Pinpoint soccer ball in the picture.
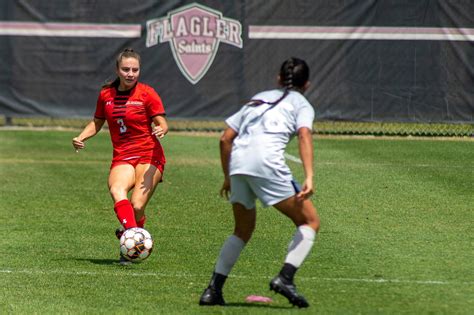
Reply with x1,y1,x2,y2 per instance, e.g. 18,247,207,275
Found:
119,227,154,262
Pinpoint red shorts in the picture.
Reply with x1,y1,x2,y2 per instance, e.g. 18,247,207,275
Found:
110,155,165,175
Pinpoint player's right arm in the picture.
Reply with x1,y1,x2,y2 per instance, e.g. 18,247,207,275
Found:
219,127,238,199
72,118,105,151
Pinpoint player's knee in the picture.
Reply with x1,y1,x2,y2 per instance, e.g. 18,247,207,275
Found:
234,226,255,243
131,201,146,214
302,202,320,232
109,186,127,201
307,216,320,232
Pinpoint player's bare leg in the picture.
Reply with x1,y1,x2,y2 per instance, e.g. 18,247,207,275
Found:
108,164,135,203
109,164,137,231
232,202,256,242
108,164,137,264
130,163,162,224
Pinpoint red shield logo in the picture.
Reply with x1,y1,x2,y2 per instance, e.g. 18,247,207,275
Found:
146,3,243,84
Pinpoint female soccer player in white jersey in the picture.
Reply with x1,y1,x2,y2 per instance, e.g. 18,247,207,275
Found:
199,57,320,308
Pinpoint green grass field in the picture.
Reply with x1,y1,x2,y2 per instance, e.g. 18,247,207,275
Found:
0,129,473,314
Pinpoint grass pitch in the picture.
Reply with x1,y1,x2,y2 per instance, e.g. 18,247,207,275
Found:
0,129,473,314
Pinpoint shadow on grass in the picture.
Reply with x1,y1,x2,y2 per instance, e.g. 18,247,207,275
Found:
73,258,119,265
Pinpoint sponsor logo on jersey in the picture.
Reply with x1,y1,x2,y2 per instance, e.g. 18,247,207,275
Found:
146,3,243,84
126,101,143,106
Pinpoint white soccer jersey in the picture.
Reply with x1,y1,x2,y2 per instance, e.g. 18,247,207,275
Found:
226,89,315,181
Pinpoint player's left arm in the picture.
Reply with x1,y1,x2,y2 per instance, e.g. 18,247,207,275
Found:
152,115,168,139
147,86,168,139
297,126,314,199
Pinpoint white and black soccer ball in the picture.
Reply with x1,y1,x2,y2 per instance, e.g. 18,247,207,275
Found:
119,227,154,262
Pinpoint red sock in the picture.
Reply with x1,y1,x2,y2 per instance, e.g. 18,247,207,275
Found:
114,199,137,229
136,215,146,228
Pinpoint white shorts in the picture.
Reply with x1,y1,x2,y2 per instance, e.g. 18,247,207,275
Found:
229,174,301,210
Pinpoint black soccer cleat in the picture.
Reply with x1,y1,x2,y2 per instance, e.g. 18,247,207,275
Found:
119,253,133,266
270,275,309,308
115,227,124,240
199,286,225,306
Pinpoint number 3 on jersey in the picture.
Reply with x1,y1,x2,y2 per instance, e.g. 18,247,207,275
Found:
117,118,127,134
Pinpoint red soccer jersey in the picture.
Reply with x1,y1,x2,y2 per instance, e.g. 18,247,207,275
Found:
94,82,166,162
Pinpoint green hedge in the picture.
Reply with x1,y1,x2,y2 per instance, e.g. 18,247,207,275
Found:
1,116,473,137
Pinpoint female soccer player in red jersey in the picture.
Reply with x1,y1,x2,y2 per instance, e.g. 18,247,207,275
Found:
72,48,168,264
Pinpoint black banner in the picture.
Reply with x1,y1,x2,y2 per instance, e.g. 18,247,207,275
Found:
0,1,473,123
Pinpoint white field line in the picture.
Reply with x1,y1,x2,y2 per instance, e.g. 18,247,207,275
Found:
0,158,106,164
284,152,302,164
0,158,471,169
0,158,220,167
1,269,472,286
317,161,473,169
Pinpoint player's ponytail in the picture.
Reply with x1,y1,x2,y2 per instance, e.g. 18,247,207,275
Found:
280,57,309,93
281,58,295,91
102,48,141,88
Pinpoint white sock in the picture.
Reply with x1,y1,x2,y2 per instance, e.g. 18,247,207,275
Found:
215,235,246,276
284,225,316,268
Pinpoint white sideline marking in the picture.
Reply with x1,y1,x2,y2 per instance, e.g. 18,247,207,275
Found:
1,269,471,286
284,152,302,164
1,158,470,169
318,277,448,285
